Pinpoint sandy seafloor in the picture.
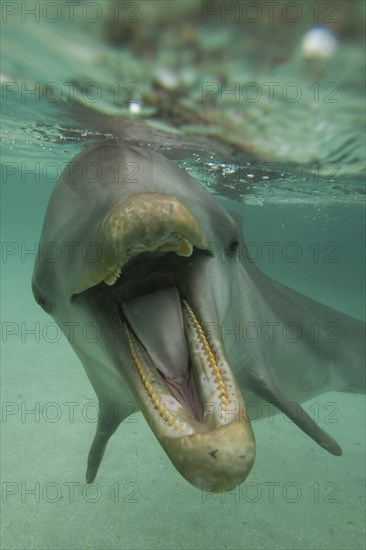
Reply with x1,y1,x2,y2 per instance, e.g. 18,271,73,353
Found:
1,2,366,549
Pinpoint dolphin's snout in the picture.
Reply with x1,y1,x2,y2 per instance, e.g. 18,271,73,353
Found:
92,193,256,490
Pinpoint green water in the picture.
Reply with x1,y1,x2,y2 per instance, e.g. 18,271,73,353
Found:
1,2,365,549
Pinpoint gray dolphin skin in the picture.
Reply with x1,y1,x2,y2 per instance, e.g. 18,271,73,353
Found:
32,143,365,491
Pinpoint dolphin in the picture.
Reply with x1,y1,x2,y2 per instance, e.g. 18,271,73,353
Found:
32,142,365,492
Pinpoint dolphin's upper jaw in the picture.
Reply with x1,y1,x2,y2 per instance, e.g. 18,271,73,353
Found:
76,193,255,490
98,192,203,285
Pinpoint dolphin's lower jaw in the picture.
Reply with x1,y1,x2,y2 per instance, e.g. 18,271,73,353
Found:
162,422,255,492
124,301,255,492
78,193,255,491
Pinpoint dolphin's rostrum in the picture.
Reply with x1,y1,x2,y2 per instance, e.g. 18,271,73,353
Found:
32,143,365,491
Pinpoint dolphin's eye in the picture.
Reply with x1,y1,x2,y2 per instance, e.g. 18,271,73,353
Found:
227,240,239,257
36,296,52,313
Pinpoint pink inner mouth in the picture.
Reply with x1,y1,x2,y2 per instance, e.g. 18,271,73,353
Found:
122,286,203,420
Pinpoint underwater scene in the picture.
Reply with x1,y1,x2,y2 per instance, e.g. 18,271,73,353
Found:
1,1,365,549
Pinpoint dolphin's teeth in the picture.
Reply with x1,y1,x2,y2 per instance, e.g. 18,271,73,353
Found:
182,300,229,419
155,235,193,257
176,238,193,257
103,266,122,286
123,323,191,432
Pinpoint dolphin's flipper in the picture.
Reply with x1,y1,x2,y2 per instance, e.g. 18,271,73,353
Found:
86,400,127,483
248,369,342,455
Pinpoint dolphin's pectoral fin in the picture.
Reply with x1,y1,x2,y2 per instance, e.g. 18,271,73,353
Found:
248,369,342,456
86,429,110,484
86,402,125,483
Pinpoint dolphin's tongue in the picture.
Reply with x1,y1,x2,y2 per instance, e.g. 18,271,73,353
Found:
122,287,200,418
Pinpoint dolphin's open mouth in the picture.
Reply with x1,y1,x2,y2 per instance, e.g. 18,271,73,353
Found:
78,193,255,490
112,252,229,432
